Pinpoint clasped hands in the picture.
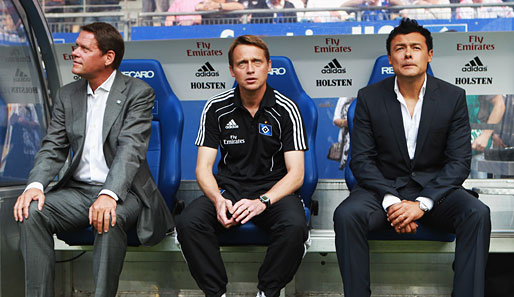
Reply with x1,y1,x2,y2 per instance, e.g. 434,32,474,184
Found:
215,198,266,228
387,200,425,234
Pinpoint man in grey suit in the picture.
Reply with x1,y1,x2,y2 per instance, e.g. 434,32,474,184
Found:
13,22,173,297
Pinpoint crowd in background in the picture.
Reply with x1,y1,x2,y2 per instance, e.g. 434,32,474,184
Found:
40,0,514,28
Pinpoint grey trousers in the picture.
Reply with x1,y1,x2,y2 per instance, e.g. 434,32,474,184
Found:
18,180,141,297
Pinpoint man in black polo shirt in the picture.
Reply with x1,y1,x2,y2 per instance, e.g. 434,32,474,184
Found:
177,35,308,297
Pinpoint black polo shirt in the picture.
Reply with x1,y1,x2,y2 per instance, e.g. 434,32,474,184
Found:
195,85,308,199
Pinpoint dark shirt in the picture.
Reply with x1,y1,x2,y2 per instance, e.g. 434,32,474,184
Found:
195,85,307,199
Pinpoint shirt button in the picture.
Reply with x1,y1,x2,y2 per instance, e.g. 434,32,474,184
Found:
411,172,416,177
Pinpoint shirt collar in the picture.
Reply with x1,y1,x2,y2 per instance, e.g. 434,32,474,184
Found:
233,84,276,109
393,74,427,101
87,70,117,96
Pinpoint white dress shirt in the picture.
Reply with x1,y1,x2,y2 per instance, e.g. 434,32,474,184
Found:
382,75,434,212
26,71,119,201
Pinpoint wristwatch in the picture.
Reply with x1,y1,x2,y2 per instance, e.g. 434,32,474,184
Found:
259,195,271,209
418,201,429,212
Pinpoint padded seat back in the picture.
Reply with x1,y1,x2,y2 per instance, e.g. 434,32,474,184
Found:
344,55,454,242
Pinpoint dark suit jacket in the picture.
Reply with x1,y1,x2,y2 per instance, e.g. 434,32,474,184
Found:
28,70,173,246
350,75,471,204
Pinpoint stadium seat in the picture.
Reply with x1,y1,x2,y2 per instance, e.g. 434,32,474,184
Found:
344,55,455,242
217,56,319,245
57,59,184,246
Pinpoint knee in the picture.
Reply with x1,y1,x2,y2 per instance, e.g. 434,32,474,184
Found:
460,200,491,228
20,202,45,227
470,202,491,224
333,200,361,228
282,219,308,240
176,208,208,234
176,213,194,233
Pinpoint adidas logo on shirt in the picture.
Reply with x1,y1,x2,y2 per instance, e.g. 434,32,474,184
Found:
321,59,346,74
225,119,239,129
462,56,487,72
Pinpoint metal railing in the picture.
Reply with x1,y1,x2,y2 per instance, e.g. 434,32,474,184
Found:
43,3,514,36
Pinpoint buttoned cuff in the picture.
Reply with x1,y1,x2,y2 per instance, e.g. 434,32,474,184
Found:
382,193,401,212
415,196,434,211
25,182,44,193
99,189,119,201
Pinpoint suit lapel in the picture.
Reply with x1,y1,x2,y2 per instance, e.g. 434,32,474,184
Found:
71,80,88,156
382,78,411,167
102,70,127,144
413,75,439,163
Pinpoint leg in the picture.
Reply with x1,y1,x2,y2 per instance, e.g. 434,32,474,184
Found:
92,190,141,297
252,195,308,297
19,186,92,297
333,186,389,297
421,188,491,297
176,196,227,297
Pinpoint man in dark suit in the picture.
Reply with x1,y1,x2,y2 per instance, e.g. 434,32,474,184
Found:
333,18,491,297
13,22,173,297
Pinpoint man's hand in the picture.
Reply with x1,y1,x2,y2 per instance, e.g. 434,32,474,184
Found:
232,199,266,225
89,194,117,234
387,200,424,234
215,198,236,229
472,133,491,152
14,188,45,222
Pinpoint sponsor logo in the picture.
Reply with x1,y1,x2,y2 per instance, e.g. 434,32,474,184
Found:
462,56,487,72
381,66,394,75
187,41,223,57
316,79,353,87
3,49,30,62
196,62,219,77
121,70,155,79
225,119,239,129
259,123,272,136
456,35,495,51
191,82,226,89
455,77,493,85
268,67,286,76
223,135,245,145
13,68,31,82
11,87,38,94
321,59,346,74
314,38,351,53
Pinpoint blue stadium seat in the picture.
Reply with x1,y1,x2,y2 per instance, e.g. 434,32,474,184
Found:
218,56,319,245
57,59,184,246
344,55,455,242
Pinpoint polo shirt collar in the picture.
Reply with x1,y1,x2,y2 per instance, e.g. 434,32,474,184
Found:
233,84,276,109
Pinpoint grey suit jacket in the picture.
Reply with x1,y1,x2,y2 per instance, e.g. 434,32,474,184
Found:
28,70,173,246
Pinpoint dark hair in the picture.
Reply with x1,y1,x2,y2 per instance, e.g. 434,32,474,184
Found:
228,35,270,67
81,22,124,69
386,18,432,55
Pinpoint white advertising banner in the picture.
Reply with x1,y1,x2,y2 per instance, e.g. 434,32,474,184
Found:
54,31,514,100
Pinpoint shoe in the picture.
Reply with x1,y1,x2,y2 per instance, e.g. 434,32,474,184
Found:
256,291,266,297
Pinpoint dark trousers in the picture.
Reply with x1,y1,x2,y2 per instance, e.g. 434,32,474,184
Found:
177,195,308,297
18,180,141,297
333,185,491,297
